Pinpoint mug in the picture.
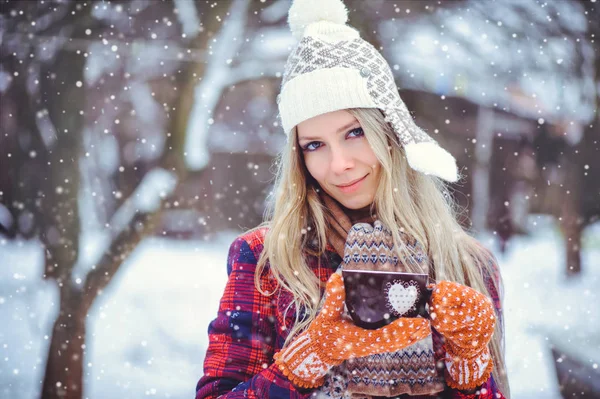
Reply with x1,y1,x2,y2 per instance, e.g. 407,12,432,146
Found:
342,269,432,330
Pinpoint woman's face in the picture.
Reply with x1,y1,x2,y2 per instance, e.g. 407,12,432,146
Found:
297,109,381,210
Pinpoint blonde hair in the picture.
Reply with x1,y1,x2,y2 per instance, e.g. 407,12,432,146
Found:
250,108,510,396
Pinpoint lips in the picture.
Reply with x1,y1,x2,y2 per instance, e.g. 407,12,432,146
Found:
336,174,367,188
336,175,367,194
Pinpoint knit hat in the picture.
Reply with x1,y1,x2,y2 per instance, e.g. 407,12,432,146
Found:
278,0,459,183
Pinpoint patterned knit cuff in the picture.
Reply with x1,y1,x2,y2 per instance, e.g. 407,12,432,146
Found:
273,333,334,389
443,344,494,390
274,352,326,389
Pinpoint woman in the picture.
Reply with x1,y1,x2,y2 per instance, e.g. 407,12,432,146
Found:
196,0,509,398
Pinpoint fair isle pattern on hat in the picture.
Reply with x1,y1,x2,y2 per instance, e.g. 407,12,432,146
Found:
280,36,434,149
278,0,459,183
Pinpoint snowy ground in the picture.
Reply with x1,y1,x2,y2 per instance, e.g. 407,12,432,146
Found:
481,216,599,398
0,215,598,398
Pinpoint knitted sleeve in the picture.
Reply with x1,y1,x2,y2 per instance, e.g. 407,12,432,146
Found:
449,374,506,399
195,235,314,399
481,248,506,354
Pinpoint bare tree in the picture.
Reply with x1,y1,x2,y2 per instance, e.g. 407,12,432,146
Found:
0,1,238,397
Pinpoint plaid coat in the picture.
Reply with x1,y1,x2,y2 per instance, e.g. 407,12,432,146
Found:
196,227,507,399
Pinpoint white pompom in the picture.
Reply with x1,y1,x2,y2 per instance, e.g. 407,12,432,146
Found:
288,0,349,40
404,141,459,183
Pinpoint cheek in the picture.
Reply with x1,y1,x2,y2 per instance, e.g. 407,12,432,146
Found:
362,147,380,171
304,156,327,183
371,165,382,186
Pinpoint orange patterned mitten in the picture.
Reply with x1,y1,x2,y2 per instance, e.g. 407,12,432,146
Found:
274,273,432,389
429,281,496,390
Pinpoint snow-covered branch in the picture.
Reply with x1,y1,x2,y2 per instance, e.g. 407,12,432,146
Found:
183,0,251,171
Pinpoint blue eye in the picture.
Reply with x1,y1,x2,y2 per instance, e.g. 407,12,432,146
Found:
302,127,364,152
303,141,322,151
348,127,364,137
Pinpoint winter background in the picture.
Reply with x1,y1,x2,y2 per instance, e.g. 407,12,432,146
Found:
0,1,599,399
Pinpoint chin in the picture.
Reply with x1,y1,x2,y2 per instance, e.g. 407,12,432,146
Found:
337,194,374,210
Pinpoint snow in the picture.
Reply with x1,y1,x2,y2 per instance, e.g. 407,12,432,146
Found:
249,27,296,59
183,0,251,171
173,0,201,38
129,81,166,134
0,204,13,231
0,217,598,398
0,69,12,93
380,1,596,124
85,233,236,399
498,216,600,397
72,167,177,281
84,42,121,85
260,0,292,24
0,239,58,399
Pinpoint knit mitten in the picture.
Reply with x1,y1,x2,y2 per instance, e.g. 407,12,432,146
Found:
274,273,432,389
429,281,496,390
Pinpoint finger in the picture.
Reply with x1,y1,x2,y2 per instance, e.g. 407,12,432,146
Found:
320,273,345,321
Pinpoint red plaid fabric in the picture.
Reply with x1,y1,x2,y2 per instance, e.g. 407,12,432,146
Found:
195,228,507,399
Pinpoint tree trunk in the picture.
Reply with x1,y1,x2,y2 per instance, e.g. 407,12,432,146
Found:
560,207,583,276
41,288,88,399
38,9,86,398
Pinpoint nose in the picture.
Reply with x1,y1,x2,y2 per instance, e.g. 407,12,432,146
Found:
329,145,354,175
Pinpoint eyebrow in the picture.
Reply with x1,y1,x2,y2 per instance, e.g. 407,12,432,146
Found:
298,120,360,142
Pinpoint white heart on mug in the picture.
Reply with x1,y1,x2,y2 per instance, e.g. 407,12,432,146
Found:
386,282,418,316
